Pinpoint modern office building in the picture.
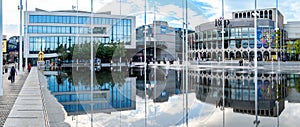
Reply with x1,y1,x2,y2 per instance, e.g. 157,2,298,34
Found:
24,8,136,64
135,21,192,62
284,21,300,61
189,8,285,61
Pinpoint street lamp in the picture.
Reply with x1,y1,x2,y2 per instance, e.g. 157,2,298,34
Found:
18,0,23,74
0,0,3,96
252,2,259,69
221,0,225,62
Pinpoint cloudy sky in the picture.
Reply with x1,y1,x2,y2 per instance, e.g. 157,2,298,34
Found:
2,0,300,38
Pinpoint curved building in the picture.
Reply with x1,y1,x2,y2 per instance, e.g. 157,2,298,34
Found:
189,8,285,61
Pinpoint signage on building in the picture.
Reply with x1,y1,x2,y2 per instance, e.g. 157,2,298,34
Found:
215,18,230,28
2,40,7,53
93,27,107,34
160,26,167,34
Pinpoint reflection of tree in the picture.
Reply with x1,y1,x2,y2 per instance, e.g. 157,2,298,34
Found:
95,67,128,87
294,40,300,60
73,43,98,62
72,67,93,87
294,76,300,93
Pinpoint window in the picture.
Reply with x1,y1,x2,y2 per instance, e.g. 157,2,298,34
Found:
93,27,107,34
230,28,235,39
29,15,34,23
28,26,33,33
242,28,248,38
230,40,235,48
242,40,248,48
50,16,55,23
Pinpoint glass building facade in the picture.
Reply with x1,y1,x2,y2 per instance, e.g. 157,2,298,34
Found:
24,10,136,64
189,8,285,61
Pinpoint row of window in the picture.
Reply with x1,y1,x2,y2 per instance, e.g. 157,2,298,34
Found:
191,39,277,50
27,25,132,36
29,36,132,54
194,27,275,40
29,15,132,25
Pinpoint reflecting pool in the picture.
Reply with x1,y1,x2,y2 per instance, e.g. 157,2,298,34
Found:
45,66,300,127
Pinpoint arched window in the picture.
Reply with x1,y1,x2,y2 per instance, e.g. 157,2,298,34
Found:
264,10,268,18
269,10,273,20
260,11,263,18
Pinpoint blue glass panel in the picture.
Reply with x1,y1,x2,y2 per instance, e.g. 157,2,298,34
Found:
50,16,55,23
70,16,75,24
42,26,47,33
34,15,38,23
29,15,34,23
46,16,51,23
28,26,32,33
63,16,67,24
54,16,58,23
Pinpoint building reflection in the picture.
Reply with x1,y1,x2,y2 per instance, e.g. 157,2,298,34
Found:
190,69,287,117
129,67,183,103
46,67,136,116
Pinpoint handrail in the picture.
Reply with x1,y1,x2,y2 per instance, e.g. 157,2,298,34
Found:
38,70,51,127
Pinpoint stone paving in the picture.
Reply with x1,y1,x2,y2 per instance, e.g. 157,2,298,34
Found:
0,68,28,127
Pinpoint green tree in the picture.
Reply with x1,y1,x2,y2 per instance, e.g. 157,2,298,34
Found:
113,43,126,63
286,41,294,61
96,44,115,63
294,40,300,61
56,44,69,61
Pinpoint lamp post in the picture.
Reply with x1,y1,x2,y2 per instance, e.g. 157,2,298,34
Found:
275,0,280,70
185,0,189,126
24,0,28,72
253,0,258,68
90,0,94,126
144,1,148,127
18,0,23,74
221,0,225,62
0,0,3,96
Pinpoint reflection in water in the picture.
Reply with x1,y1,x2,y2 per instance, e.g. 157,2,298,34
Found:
45,67,300,127
47,67,136,116
192,69,286,117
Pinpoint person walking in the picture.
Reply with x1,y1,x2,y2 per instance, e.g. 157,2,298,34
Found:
27,63,31,72
9,66,17,83
4,62,8,73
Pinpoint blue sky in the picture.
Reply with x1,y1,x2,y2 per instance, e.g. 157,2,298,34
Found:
2,0,299,38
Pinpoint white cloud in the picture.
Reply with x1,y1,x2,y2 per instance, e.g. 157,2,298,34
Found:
2,0,299,37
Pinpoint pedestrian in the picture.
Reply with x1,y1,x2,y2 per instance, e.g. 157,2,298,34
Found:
4,62,8,73
22,62,25,71
9,66,17,83
57,59,62,70
27,63,31,72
